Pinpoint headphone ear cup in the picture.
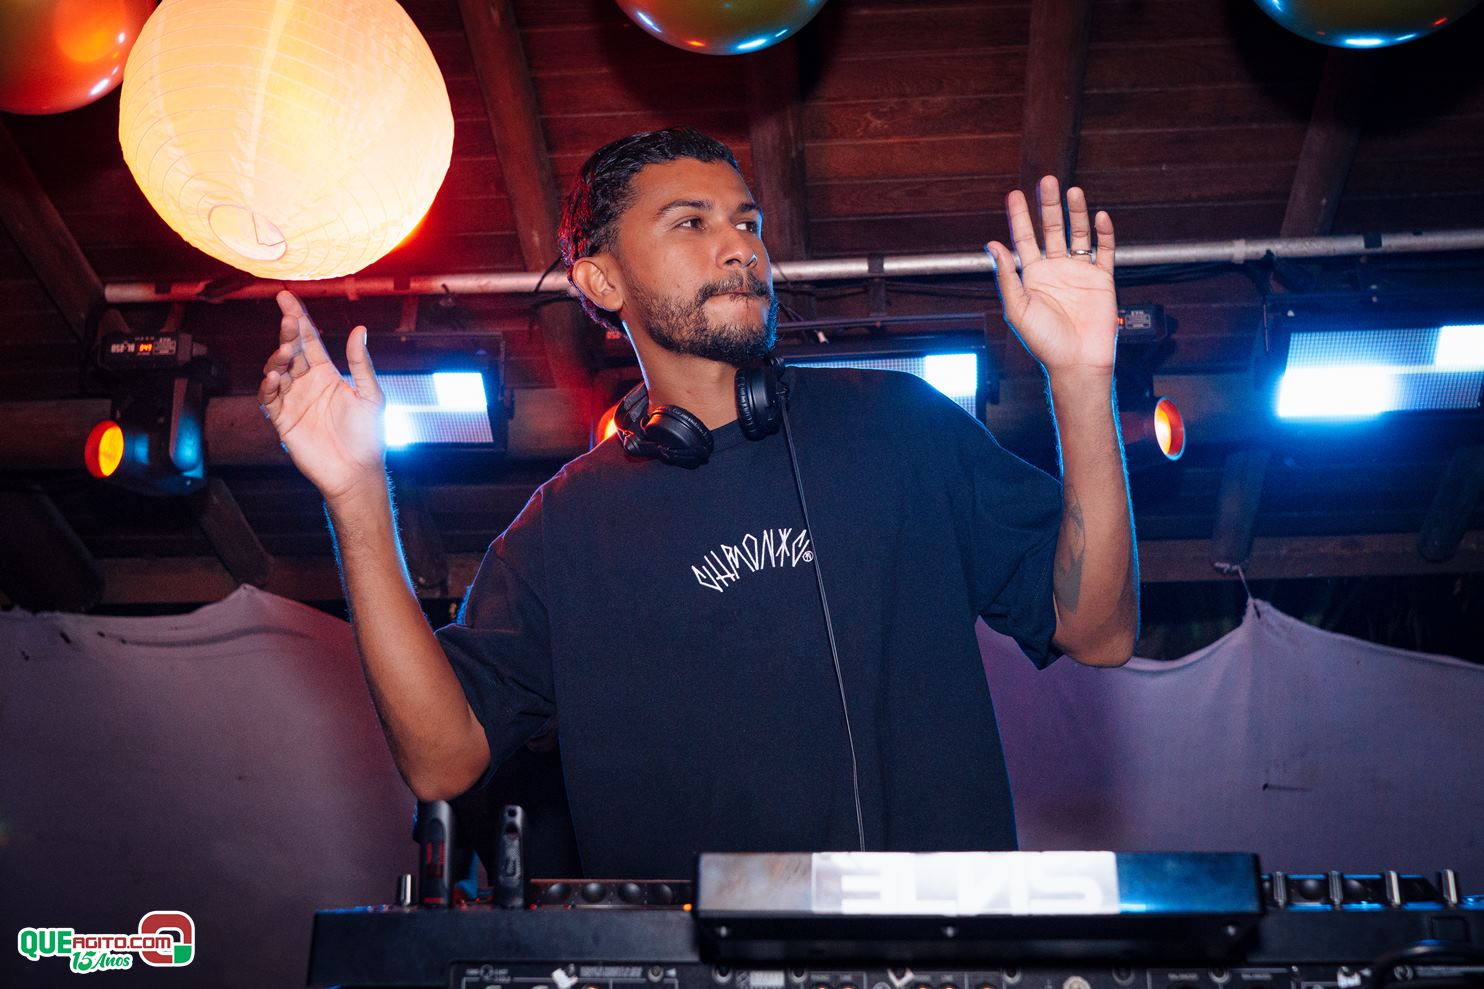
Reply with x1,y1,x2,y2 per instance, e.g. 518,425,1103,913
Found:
643,404,713,467
736,363,783,440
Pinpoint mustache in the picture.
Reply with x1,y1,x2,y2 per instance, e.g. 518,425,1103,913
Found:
697,273,773,304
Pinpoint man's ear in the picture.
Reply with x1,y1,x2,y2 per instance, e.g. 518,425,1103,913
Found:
571,256,623,315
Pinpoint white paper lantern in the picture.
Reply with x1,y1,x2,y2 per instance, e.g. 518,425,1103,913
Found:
119,0,454,280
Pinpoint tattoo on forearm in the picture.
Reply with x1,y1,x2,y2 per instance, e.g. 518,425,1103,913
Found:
1055,486,1085,614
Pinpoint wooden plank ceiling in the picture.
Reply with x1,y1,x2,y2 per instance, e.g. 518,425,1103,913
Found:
1,0,1483,616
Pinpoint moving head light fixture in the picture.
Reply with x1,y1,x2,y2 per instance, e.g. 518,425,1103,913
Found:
84,331,226,497
1115,305,1185,465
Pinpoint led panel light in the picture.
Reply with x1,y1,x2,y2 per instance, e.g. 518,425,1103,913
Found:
788,351,982,417
1275,323,1484,420
345,371,498,448
1435,324,1484,370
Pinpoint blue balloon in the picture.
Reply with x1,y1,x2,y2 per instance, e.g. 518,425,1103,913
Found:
615,0,829,55
1254,0,1482,48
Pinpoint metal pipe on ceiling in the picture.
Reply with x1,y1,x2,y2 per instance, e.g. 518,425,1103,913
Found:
102,227,1484,304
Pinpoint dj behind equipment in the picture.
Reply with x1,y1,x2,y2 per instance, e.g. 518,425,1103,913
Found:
307,802,1484,989
308,326,1484,989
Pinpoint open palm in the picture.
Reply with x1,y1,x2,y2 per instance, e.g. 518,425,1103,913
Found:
259,291,386,504
986,177,1118,377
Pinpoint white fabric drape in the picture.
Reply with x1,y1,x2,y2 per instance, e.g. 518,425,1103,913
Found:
3,587,1479,988
982,597,1484,884
0,586,411,988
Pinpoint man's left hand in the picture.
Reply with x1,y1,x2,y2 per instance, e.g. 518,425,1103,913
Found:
985,176,1118,380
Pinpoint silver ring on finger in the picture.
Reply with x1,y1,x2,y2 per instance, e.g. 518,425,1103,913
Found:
1069,248,1095,260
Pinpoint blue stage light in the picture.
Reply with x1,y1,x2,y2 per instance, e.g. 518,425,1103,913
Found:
788,350,982,417
1277,365,1397,419
1274,323,1484,420
1435,324,1484,369
345,370,500,449
431,371,488,410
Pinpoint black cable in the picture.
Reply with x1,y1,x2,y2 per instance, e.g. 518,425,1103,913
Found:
530,256,564,298
525,257,568,342
778,395,867,853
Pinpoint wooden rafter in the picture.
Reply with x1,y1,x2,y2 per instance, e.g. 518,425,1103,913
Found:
456,0,558,268
0,122,99,342
456,0,592,394
1418,444,1484,563
1210,447,1271,573
0,391,591,469
1214,51,1375,568
191,477,273,588
0,489,104,611
390,471,449,596
1280,49,1372,239
744,39,809,263
1017,0,1093,193
62,530,1484,607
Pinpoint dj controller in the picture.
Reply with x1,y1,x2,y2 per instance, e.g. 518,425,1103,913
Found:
308,845,1484,989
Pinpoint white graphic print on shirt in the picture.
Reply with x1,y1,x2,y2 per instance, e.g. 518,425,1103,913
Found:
691,528,813,593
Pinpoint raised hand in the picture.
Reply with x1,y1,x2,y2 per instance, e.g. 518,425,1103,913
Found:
985,176,1118,380
259,290,386,505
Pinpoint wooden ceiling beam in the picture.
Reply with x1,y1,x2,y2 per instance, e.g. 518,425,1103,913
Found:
0,122,98,343
1418,444,1484,563
191,477,273,589
1210,447,1271,573
457,0,559,269
1280,49,1372,239
1141,531,1484,583
0,489,104,611
744,39,810,264
1017,0,1093,194
0,389,593,469
390,471,449,596
63,530,1484,607
456,0,593,395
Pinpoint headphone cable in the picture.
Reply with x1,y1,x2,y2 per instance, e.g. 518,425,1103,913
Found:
778,396,868,853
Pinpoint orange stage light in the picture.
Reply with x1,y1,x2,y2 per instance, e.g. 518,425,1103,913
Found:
1153,397,1186,461
84,420,125,478
596,404,621,445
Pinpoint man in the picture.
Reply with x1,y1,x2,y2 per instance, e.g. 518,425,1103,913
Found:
259,128,1138,879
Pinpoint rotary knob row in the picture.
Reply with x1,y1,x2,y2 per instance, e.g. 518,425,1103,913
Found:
1263,870,1461,909
532,880,693,908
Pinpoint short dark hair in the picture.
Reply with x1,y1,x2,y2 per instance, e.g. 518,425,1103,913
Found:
558,127,741,334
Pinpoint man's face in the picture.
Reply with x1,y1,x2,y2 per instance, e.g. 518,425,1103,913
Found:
611,158,777,365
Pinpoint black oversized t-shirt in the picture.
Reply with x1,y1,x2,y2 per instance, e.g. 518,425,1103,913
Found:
435,367,1064,879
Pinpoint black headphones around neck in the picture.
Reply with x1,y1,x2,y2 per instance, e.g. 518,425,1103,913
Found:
613,356,787,468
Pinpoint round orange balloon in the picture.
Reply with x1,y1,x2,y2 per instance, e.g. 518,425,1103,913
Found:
1253,0,1482,47
615,0,829,54
0,0,155,114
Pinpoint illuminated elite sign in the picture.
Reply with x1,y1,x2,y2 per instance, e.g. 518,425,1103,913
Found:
16,910,195,974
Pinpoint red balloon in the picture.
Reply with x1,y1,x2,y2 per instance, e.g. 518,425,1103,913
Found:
0,0,155,114
615,0,829,55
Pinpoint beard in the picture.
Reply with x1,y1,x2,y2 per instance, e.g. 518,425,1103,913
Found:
626,271,778,366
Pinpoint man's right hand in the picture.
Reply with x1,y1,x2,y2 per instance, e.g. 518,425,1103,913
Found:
259,290,386,505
